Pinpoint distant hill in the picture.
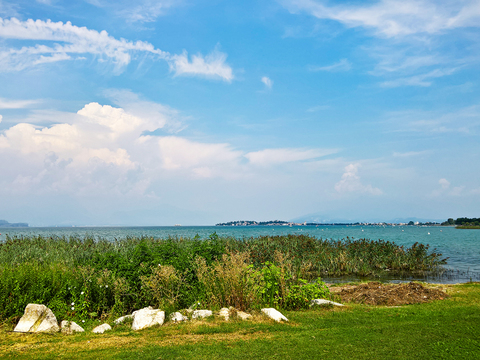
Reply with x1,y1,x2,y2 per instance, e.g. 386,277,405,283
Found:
0,220,29,228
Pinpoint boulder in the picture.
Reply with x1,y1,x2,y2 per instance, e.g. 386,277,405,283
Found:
114,315,133,325
61,320,85,334
311,299,344,307
14,304,59,333
132,307,165,331
192,310,212,319
261,308,288,322
169,312,187,323
236,311,252,320
92,323,111,334
218,308,230,321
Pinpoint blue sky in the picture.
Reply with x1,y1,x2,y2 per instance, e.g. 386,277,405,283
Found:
0,0,479,226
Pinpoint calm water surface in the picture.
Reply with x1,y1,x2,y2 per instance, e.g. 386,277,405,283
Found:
1,225,479,283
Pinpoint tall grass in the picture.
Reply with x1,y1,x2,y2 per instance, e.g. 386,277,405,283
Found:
0,233,446,322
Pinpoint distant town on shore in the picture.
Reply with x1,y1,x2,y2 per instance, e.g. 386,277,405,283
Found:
216,217,480,228
216,220,440,227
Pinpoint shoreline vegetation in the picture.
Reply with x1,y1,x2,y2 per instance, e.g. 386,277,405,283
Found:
0,234,447,325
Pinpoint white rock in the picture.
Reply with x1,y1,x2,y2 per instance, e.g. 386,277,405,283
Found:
311,299,344,307
131,307,165,331
236,311,252,320
218,308,230,321
261,308,288,322
14,304,59,333
114,315,133,325
61,320,85,334
92,323,111,334
169,312,187,323
192,310,212,320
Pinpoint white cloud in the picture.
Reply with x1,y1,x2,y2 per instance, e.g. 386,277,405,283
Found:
0,18,233,81
0,97,40,109
439,178,450,189
0,17,167,72
380,67,458,87
387,105,480,134
155,136,242,174
283,0,480,38
116,0,180,23
169,49,234,82
308,58,351,72
261,76,273,89
246,148,336,166
392,150,429,157
334,163,382,195
0,114,2,123
85,0,181,23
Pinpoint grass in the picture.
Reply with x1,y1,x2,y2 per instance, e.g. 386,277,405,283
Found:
1,282,479,359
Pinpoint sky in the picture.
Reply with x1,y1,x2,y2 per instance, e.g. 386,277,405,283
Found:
0,0,479,226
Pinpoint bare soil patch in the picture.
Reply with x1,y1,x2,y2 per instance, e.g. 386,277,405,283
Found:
330,282,449,306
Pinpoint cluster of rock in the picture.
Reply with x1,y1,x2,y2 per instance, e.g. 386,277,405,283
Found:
14,299,342,335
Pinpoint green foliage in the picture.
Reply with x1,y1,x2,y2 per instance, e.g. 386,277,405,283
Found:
283,278,329,310
0,233,446,321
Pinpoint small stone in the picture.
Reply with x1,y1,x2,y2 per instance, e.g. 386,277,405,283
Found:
14,304,59,333
236,311,252,320
132,307,165,331
92,323,112,334
261,308,288,322
114,315,133,325
192,310,212,319
310,299,344,307
169,312,187,323
61,320,85,334
218,308,230,321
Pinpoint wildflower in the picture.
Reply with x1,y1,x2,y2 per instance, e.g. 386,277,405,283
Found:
71,307,74,310
81,291,84,295
105,285,108,288
82,320,85,323
71,302,74,306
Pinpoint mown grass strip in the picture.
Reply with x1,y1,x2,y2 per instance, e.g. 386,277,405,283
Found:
0,283,478,360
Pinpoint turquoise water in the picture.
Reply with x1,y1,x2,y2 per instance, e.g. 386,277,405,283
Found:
1,225,479,282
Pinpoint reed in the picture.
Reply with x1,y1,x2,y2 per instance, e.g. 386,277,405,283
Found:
0,233,446,322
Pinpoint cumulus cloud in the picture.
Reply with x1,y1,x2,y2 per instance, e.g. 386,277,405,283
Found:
432,178,465,196
334,163,382,195
169,49,234,82
308,58,351,72
261,76,273,89
0,18,234,80
0,92,334,197
245,148,336,166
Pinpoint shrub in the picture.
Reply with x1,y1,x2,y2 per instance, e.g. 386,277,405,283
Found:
195,251,263,310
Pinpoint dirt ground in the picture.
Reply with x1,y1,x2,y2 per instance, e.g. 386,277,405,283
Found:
329,282,449,306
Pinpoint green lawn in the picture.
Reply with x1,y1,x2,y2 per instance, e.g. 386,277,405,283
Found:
1,283,479,360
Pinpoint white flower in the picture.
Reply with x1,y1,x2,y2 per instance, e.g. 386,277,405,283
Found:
71,302,74,306
105,285,108,288
81,291,84,295
82,320,85,323
71,307,74,310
